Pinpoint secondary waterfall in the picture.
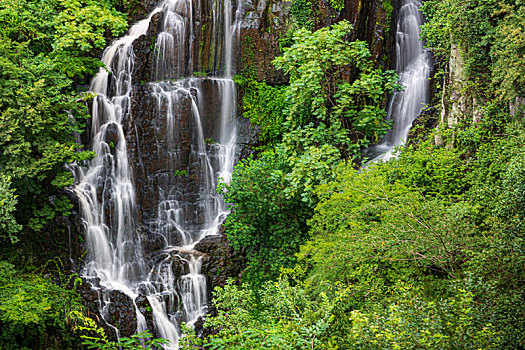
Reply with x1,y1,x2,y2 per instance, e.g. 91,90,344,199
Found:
368,0,431,161
71,0,240,347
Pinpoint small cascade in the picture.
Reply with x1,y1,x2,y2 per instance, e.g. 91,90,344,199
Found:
368,0,432,162
178,257,208,324
72,0,241,348
154,0,195,80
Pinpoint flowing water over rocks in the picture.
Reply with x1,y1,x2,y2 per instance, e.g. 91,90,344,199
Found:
71,0,241,347
368,0,432,161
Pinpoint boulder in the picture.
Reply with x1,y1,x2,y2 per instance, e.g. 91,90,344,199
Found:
195,235,247,291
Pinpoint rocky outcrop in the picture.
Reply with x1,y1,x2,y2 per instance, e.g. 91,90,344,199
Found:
78,279,155,339
341,0,397,69
195,235,247,290
439,45,485,130
117,0,161,23
407,106,439,145
238,0,293,84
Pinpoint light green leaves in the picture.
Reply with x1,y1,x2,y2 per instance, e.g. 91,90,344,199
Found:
53,0,128,54
0,176,21,243
274,20,399,159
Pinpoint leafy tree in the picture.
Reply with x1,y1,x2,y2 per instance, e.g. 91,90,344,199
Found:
0,1,128,344
274,20,399,159
225,21,398,286
462,123,525,346
349,281,500,349
182,279,348,349
222,149,312,285
0,0,126,250
381,141,468,199
301,163,481,294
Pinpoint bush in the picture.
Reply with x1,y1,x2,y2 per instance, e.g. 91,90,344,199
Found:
189,278,348,349
301,163,481,293
381,141,468,199
222,150,312,286
0,261,83,349
349,281,501,349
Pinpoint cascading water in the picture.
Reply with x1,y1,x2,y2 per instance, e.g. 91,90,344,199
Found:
71,0,240,347
368,0,431,161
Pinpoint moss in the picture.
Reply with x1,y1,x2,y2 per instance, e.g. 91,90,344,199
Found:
382,0,394,36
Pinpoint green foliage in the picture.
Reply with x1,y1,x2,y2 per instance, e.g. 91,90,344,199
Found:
491,2,525,99
0,0,127,76
0,175,22,243
382,0,394,29
193,71,207,78
0,261,83,349
274,20,399,159
220,8,525,346
53,0,128,59
463,120,525,227
234,75,287,145
289,0,314,30
326,0,344,12
284,144,340,205
0,0,124,250
188,278,348,349
0,2,128,345
302,163,481,291
226,21,399,288
461,121,525,346
72,311,169,349
421,0,525,100
381,141,468,198
174,169,188,177
349,281,500,349
222,150,312,285
189,279,500,350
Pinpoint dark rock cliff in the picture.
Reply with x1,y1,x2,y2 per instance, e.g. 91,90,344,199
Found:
74,0,402,337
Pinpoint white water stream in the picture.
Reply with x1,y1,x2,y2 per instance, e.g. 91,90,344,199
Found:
71,0,430,346
72,0,240,348
369,0,431,161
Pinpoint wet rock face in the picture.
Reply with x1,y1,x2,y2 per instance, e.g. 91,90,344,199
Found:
341,0,397,69
407,106,439,145
195,235,247,291
238,0,292,84
130,12,161,85
79,278,156,339
127,78,239,242
135,295,156,331
105,290,139,337
117,0,161,23
29,188,84,272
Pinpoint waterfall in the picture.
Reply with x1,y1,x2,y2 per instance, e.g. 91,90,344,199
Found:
71,0,240,347
368,0,432,162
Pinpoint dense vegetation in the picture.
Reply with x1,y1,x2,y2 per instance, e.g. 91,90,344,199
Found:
0,0,129,346
184,0,525,348
1,0,524,348
0,0,127,249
